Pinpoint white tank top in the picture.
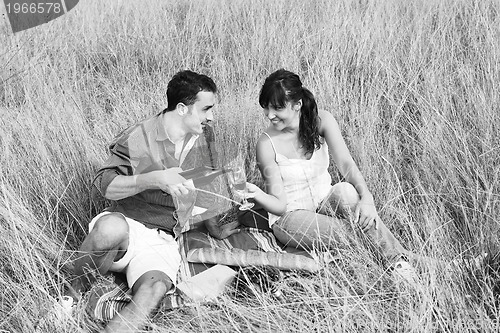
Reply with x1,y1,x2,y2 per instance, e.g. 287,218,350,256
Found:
263,133,333,227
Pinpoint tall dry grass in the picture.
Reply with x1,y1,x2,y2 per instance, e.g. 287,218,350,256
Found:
1,0,500,331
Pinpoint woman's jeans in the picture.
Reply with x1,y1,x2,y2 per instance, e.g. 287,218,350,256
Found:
272,183,407,264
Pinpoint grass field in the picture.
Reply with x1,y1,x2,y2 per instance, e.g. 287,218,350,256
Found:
1,0,500,331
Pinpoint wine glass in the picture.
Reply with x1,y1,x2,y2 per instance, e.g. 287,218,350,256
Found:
230,166,254,211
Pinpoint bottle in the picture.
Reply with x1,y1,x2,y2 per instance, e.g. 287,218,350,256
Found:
180,166,230,187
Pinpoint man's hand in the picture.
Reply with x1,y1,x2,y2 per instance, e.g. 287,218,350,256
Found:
144,167,194,196
167,179,196,197
204,218,241,239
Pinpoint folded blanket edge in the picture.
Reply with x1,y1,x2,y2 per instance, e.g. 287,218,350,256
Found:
186,248,320,272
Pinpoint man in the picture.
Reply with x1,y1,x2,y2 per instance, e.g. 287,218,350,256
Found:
70,70,239,332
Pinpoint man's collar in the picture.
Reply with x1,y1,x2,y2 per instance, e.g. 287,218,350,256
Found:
156,112,170,142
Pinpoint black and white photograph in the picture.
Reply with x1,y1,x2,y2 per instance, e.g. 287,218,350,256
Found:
1,0,499,332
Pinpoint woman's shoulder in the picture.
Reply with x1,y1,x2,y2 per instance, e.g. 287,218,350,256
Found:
257,128,271,142
318,109,336,121
257,129,275,150
256,128,280,162
317,110,339,134
257,126,281,142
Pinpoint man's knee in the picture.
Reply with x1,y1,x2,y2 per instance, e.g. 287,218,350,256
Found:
89,213,129,251
132,271,172,304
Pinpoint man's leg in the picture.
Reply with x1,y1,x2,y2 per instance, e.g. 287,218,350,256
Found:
103,270,172,333
100,225,180,332
71,213,129,296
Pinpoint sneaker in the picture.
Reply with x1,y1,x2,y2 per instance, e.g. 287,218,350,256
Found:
35,295,76,330
451,252,488,271
472,253,488,269
391,260,419,286
58,295,76,315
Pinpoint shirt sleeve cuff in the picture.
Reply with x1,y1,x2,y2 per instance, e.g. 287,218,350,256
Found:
94,169,120,196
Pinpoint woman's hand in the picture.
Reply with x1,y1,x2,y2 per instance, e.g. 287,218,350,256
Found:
243,182,263,199
231,182,263,201
236,182,287,216
354,195,380,233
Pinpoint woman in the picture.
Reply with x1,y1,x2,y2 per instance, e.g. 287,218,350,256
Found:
246,69,415,280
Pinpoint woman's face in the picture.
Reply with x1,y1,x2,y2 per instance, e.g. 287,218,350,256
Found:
263,100,301,131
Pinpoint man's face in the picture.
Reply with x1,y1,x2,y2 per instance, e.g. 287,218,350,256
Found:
183,91,216,135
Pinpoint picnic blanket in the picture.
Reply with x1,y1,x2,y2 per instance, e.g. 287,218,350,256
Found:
177,199,318,276
86,174,318,322
179,226,318,277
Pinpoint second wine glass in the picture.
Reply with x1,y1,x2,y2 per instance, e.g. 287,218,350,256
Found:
230,166,254,211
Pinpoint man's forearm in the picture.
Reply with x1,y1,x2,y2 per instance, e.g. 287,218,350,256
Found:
104,174,151,200
103,169,187,200
104,173,168,200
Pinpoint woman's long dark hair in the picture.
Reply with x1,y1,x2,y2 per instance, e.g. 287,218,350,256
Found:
259,69,321,156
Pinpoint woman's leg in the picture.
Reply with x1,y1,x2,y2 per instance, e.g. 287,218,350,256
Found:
317,182,408,263
317,182,359,218
272,209,355,252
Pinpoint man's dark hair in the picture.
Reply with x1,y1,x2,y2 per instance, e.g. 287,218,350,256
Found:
164,70,217,112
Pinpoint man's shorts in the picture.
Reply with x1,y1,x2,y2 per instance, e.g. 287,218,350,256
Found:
89,212,181,290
